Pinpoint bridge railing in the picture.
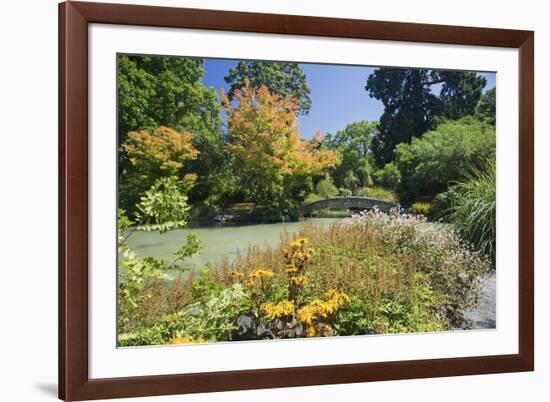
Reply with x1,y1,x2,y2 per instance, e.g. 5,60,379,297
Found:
298,196,398,215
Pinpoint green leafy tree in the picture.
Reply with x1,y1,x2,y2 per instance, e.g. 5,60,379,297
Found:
118,55,221,145
365,69,487,164
374,162,401,191
475,87,496,125
117,55,225,211
224,61,312,114
393,117,495,202
323,121,377,191
315,177,338,198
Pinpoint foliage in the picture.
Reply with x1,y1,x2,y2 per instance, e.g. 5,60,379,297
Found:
448,160,496,262
124,126,199,175
209,212,490,334
172,233,202,268
358,186,397,202
224,61,312,114
222,81,340,220
410,202,432,216
120,126,199,215
116,56,496,347
338,188,353,197
171,283,251,342
315,178,338,198
117,175,202,335
135,176,192,233
475,87,496,126
304,192,324,204
120,283,250,346
323,121,377,191
366,69,487,164
117,55,226,216
393,117,495,202
119,210,491,345
117,55,220,142
230,238,350,339
373,162,401,191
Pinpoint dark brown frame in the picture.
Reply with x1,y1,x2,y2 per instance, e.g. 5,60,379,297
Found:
59,1,534,400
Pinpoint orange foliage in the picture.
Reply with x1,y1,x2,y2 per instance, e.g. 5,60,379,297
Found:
221,81,340,188
123,126,198,175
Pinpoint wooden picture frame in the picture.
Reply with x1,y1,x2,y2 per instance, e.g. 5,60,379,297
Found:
59,1,534,400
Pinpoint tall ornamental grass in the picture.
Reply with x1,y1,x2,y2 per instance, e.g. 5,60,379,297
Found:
448,160,496,263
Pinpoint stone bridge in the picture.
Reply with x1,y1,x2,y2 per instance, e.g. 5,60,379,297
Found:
298,196,398,216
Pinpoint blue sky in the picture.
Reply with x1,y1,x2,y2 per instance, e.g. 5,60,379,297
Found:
203,59,496,139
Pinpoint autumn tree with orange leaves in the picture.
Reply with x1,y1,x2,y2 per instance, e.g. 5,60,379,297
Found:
120,126,199,216
221,81,340,220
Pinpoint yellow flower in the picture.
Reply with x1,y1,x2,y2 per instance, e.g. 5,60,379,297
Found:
170,336,206,345
248,269,274,279
325,289,350,307
261,300,295,319
305,325,317,337
289,275,307,287
289,237,308,248
296,290,350,331
229,271,244,279
284,264,298,274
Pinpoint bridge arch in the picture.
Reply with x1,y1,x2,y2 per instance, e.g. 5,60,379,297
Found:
298,196,398,216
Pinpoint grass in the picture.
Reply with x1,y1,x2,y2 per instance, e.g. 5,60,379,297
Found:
448,160,496,262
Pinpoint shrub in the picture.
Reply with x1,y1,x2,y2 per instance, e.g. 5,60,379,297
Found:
410,202,432,216
358,186,397,202
346,210,490,326
304,193,323,204
374,162,401,190
338,188,353,197
315,178,338,198
448,160,496,262
430,190,455,221
135,176,193,233
394,117,495,202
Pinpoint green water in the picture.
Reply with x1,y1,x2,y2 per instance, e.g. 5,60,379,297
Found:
125,218,342,280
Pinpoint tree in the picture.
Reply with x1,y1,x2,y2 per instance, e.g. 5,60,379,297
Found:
315,177,338,198
323,121,378,191
374,162,401,191
117,55,225,211
224,61,312,114
120,126,199,215
475,87,496,126
221,81,340,220
118,55,221,146
365,68,487,165
393,117,495,202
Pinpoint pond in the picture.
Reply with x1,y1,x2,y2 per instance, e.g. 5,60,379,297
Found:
125,218,343,280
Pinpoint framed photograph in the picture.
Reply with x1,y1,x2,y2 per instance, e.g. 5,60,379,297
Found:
59,1,534,400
